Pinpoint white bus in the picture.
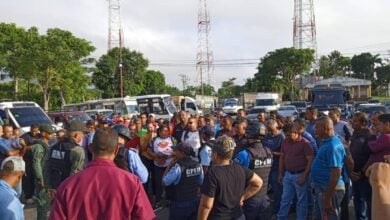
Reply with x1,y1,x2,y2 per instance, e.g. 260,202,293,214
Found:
62,96,139,116
136,94,177,119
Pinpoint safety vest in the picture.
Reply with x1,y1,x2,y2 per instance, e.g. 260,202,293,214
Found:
171,157,202,201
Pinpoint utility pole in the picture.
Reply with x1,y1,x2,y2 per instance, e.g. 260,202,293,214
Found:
196,0,214,96
119,29,124,98
179,74,190,91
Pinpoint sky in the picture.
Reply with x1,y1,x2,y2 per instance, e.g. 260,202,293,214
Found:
1,0,390,89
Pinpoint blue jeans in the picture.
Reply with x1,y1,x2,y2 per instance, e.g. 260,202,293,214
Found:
277,172,309,220
169,197,200,220
243,194,271,220
313,185,345,220
269,165,282,214
352,178,372,220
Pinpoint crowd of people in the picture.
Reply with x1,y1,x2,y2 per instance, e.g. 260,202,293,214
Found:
0,107,389,220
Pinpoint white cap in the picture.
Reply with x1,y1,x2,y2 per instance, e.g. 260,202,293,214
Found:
1,156,25,172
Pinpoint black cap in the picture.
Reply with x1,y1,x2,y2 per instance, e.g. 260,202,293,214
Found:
39,124,55,134
172,142,195,157
68,120,88,132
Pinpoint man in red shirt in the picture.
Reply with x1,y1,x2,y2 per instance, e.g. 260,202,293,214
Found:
49,128,155,220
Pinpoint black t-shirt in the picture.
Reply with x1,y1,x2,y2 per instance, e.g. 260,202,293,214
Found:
201,161,254,220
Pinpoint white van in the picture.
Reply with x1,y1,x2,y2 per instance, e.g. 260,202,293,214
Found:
0,101,56,133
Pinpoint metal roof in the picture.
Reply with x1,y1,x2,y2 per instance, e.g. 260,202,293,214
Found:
305,77,371,88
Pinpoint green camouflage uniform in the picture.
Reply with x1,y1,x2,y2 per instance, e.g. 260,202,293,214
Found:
32,140,50,220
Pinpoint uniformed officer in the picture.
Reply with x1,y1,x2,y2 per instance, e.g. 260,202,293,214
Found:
112,124,149,183
31,124,55,220
234,122,273,220
162,142,204,220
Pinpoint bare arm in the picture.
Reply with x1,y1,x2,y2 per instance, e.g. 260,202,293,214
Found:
197,194,215,220
240,173,263,203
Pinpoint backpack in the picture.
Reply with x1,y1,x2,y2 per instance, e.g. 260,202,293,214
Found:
48,141,75,188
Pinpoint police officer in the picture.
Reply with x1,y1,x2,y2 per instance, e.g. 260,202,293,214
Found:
31,124,55,220
234,122,273,220
47,120,86,190
162,142,204,220
112,124,149,183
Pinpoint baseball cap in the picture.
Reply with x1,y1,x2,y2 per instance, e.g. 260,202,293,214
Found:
68,120,88,132
1,156,25,172
213,135,236,156
39,124,55,134
172,142,195,157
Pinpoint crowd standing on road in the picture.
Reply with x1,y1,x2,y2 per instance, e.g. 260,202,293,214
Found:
0,106,390,219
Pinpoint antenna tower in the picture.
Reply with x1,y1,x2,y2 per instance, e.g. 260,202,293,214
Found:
108,0,123,51
196,0,214,95
293,0,317,59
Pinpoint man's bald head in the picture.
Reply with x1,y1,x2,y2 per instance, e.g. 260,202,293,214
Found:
314,116,334,139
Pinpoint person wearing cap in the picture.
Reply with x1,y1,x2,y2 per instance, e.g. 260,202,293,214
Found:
277,124,313,220
199,126,216,173
234,122,273,220
198,135,263,220
49,128,155,220
0,156,25,220
162,142,204,220
112,124,148,183
47,120,86,190
31,124,55,220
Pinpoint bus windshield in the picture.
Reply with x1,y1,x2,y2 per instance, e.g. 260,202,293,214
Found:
312,91,344,105
255,99,277,106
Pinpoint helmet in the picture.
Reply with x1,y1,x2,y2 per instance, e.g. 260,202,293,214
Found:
246,121,265,139
112,124,132,140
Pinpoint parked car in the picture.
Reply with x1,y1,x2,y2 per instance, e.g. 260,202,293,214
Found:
85,109,114,120
290,101,309,113
277,105,299,118
356,104,387,115
48,111,92,128
246,107,267,122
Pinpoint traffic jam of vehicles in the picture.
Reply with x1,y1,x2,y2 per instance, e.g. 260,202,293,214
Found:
0,83,387,133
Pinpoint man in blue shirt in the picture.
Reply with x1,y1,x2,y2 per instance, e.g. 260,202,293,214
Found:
311,116,346,220
0,126,20,165
0,156,25,220
163,142,204,220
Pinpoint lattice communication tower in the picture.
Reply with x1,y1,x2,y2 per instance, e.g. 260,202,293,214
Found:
108,0,123,51
196,0,214,95
293,0,318,59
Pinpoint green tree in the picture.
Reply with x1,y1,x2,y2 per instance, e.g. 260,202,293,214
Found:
163,85,181,96
375,64,390,96
33,28,95,110
254,47,314,100
319,51,351,78
351,52,382,80
93,48,148,98
141,70,166,95
218,78,241,98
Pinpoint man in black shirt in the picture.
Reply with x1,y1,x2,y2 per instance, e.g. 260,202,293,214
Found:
198,135,263,220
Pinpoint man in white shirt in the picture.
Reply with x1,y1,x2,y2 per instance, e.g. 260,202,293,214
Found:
181,117,201,157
